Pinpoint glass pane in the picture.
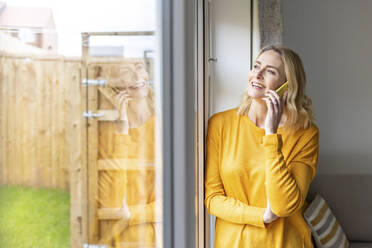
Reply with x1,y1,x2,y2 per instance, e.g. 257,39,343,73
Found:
0,1,162,248
83,32,162,248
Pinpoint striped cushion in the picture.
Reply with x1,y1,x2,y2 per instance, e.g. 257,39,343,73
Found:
304,194,349,248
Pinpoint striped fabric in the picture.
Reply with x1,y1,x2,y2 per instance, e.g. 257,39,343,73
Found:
303,195,349,248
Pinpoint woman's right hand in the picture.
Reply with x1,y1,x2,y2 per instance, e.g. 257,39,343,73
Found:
115,90,132,111
263,199,278,224
115,90,132,121
114,90,132,134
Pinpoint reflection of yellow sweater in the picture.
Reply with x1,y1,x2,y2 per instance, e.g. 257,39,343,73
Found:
205,108,319,248
99,116,161,247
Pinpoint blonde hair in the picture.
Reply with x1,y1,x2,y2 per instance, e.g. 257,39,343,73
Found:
95,60,155,115
119,60,155,114
238,45,315,132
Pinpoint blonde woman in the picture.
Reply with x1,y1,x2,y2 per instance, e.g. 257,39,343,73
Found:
205,45,319,247
98,61,161,248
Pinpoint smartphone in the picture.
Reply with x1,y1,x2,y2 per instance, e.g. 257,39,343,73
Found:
276,81,288,98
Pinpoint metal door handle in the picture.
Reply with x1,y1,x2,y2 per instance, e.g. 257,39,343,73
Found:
83,110,104,119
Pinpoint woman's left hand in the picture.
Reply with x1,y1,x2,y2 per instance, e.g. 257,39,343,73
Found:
263,199,279,224
263,90,287,135
120,196,131,220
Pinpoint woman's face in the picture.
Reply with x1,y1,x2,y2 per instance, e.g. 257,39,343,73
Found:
118,62,151,98
247,50,287,99
126,80,151,98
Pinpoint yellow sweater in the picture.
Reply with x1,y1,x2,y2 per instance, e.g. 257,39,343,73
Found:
205,108,319,248
99,116,161,247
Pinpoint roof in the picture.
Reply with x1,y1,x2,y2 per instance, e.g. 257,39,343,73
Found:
0,3,56,29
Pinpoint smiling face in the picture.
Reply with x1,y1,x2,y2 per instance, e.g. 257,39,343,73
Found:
247,50,287,99
117,62,151,98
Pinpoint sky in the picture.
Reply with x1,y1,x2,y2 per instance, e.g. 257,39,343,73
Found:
3,0,157,56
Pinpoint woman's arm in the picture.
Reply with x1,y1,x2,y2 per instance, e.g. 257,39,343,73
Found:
204,116,266,228
128,199,162,225
263,129,319,217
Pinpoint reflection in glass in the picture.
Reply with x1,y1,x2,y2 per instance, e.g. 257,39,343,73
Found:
83,32,161,248
94,59,161,248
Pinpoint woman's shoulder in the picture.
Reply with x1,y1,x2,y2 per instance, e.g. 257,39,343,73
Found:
288,122,319,145
301,122,319,137
208,108,238,126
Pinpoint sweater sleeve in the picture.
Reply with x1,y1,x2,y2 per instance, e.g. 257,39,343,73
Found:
204,116,266,228
128,199,162,225
263,126,319,217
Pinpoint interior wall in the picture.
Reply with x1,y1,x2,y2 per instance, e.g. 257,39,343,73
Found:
208,1,253,247
283,0,372,174
209,0,252,114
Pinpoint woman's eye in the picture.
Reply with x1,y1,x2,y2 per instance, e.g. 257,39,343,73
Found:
268,70,276,75
253,65,259,69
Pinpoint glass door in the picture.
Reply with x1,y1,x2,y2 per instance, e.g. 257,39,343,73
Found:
82,32,162,248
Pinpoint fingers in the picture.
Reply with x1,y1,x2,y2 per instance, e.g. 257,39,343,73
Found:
263,208,279,223
263,94,277,116
262,97,273,112
115,90,133,107
268,90,281,104
265,90,285,115
266,90,280,110
262,89,286,134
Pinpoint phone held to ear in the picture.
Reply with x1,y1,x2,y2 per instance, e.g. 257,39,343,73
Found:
276,81,288,98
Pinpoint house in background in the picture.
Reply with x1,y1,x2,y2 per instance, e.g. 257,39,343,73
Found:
0,2,58,53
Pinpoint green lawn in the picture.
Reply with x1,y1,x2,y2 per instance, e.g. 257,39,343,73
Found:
0,185,70,248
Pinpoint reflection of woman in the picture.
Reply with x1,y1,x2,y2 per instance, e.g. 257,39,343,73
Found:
99,61,161,248
205,45,319,247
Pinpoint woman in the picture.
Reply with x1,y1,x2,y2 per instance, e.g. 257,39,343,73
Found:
97,61,161,248
205,45,319,247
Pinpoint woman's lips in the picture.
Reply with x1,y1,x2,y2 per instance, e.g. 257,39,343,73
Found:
251,82,265,90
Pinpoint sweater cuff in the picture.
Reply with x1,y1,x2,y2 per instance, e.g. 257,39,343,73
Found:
262,134,283,158
128,204,144,226
248,207,267,228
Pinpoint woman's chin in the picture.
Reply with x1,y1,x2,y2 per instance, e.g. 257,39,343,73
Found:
247,91,264,100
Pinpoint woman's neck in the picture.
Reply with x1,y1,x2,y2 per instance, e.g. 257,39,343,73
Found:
126,96,153,128
247,98,286,129
247,99,268,129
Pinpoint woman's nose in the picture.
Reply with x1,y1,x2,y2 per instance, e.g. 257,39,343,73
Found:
254,69,264,79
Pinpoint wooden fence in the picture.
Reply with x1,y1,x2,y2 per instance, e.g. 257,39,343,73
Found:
0,53,83,190
0,53,155,248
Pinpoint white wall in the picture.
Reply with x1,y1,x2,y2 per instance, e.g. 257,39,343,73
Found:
283,0,372,174
208,2,253,247
210,0,252,114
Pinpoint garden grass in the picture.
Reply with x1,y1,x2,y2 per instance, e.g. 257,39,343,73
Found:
0,185,70,248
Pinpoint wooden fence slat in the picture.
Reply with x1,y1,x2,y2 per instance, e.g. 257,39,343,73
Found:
46,62,53,187
20,62,30,185
51,60,58,188
28,61,37,188
0,56,5,184
35,60,43,187
60,59,68,189
0,57,2,183
9,60,17,185
68,60,83,248
81,40,89,244
87,66,100,243
98,159,154,171
39,60,47,187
